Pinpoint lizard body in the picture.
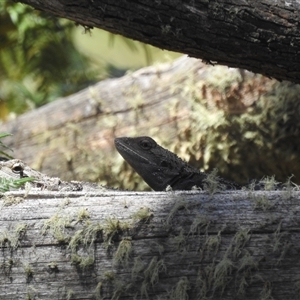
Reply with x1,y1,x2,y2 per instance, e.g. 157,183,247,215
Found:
0,159,105,192
115,136,241,191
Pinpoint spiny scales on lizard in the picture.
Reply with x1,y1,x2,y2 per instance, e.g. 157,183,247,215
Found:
115,136,241,191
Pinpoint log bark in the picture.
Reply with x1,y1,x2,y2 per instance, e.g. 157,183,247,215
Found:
0,189,299,299
18,0,300,83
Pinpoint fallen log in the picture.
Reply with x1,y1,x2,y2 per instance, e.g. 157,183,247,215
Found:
1,56,285,190
0,188,299,299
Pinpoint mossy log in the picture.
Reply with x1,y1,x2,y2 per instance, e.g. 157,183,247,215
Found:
19,0,300,83
1,56,290,190
0,189,300,299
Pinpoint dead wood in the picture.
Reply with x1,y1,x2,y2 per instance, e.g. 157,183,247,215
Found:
18,0,300,83
0,189,299,299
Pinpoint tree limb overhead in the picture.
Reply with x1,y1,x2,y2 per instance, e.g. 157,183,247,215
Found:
18,0,300,83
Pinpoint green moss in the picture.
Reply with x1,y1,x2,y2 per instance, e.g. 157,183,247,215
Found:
103,271,115,281
189,214,210,235
113,237,132,266
112,279,131,300
200,231,222,260
94,281,103,300
260,281,273,300
213,257,234,294
23,263,34,282
282,175,296,200
196,264,215,299
2,195,24,206
166,198,189,225
260,176,278,191
203,168,225,196
254,195,273,211
143,256,166,287
230,229,251,258
68,229,84,253
103,216,130,248
48,261,59,272
1,258,13,276
237,274,248,297
66,289,74,300
76,207,90,222
71,254,94,269
0,230,10,248
25,286,38,300
41,213,72,243
132,207,153,222
60,197,71,208
131,256,145,280
173,228,186,252
0,223,28,249
206,65,242,91
168,277,190,300
67,221,103,270
237,250,258,272
68,222,102,252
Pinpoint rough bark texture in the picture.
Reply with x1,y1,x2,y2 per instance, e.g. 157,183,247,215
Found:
18,0,300,83
0,189,299,299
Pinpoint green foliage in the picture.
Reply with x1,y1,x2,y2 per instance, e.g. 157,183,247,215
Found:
0,177,34,192
0,132,13,158
0,0,101,116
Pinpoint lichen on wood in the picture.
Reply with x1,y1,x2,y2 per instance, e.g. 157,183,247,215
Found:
0,189,300,299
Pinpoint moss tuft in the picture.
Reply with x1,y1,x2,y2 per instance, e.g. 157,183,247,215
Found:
203,168,225,196
168,277,190,300
132,207,153,222
113,237,132,266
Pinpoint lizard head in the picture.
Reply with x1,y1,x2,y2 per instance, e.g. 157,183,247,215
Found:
114,136,190,191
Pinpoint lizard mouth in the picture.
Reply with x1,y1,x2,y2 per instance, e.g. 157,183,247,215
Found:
114,139,151,165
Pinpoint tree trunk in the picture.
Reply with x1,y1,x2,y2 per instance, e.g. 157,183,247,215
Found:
18,0,300,83
0,189,299,299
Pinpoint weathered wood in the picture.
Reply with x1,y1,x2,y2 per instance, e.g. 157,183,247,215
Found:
0,189,300,299
18,0,300,83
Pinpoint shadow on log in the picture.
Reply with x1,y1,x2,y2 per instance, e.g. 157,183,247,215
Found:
0,189,300,299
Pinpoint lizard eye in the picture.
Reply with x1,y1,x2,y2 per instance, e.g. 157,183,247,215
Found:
139,139,153,150
12,164,23,174
12,163,26,177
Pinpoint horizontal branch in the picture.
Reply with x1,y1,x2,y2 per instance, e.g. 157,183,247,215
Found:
19,0,300,83
0,189,299,299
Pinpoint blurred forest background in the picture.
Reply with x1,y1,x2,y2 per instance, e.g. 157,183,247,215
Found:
1,0,300,190
0,0,179,120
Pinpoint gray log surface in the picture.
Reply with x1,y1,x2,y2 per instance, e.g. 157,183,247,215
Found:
18,0,300,83
0,189,300,299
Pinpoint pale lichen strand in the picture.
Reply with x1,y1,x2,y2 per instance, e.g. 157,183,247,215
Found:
141,256,167,298
0,223,27,250
1,194,24,206
166,197,189,225
113,237,132,266
203,168,226,197
168,277,190,300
